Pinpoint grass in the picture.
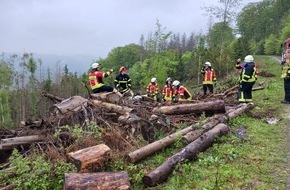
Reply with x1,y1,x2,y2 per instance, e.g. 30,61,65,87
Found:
124,56,289,189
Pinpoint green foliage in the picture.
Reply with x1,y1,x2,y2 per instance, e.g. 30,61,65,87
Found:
264,34,279,55
0,89,13,127
0,149,76,190
208,22,234,47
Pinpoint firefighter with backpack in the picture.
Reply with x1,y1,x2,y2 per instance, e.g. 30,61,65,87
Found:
236,55,258,103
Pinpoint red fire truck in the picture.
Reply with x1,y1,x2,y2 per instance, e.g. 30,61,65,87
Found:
282,38,290,65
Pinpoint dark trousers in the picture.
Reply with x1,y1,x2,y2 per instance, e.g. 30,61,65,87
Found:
238,81,255,102
92,85,113,93
203,84,213,95
284,78,290,101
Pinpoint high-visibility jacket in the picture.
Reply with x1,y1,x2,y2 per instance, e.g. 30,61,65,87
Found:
89,70,111,90
201,68,216,84
175,86,191,100
114,73,131,93
162,84,174,100
147,82,158,96
236,62,258,82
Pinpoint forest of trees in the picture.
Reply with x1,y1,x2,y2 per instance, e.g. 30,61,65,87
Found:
1,0,290,128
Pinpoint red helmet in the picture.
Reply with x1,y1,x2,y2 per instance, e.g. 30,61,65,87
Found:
119,66,127,72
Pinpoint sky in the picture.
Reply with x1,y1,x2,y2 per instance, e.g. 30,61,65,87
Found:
0,0,261,60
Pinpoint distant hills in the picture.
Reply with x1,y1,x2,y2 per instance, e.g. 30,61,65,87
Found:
1,52,96,76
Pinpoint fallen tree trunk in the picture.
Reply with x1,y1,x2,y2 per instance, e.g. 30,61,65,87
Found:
64,171,130,190
183,103,254,144
67,144,112,172
125,115,223,163
91,92,121,104
1,135,43,144
143,123,230,187
50,96,88,115
90,100,134,115
152,100,225,115
0,135,44,150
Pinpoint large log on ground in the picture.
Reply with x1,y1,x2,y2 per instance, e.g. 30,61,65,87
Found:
91,100,134,115
0,135,44,150
67,144,112,172
64,172,130,190
91,92,121,104
152,100,225,115
50,96,88,115
125,115,222,163
183,103,254,144
143,123,230,187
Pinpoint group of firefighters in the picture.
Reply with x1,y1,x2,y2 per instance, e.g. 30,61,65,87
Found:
88,54,258,104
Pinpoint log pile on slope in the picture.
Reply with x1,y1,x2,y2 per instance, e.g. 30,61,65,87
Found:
0,85,258,188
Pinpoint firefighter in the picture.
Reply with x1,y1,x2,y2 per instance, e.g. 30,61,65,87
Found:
172,80,192,101
88,63,114,93
162,77,175,101
236,55,258,103
114,66,132,94
281,57,290,104
201,62,217,95
147,77,159,100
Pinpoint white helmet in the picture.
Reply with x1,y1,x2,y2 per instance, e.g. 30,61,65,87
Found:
172,80,180,87
244,55,254,63
166,77,172,82
205,62,211,67
151,77,157,83
92,62,100,69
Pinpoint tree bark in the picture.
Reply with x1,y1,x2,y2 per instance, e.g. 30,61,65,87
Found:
90,100,134,115
1,135,43,144
143,123,230,187
183,103,254,144
67,144,112,172
152,100,225,115
91,92,121,104
64,172,130,190
50,96,88,115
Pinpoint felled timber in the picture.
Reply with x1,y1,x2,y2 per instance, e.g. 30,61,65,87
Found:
152,100,225,115
0,184,14,190
50,96,88,115
1,135,43,144
183,103,254,143
91,92,121,104
0,135,44,150
90,100,134,115
64,172,130,190
67,144,112,172
143,123,230,187
125,115,221,163
41,91,64,102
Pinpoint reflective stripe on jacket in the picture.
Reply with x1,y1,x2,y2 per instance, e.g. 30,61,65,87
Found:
147,83,158,95
89,71,110,90
201,68,216,84
162,84,174,100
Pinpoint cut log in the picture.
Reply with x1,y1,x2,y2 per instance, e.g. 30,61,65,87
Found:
67,144,112,172
41,91,64,102
0,135,44,150
64,172,130,190
143,123,230,187
91,100,134,115
152,100,226,115
50,96,88,115
1,135,43,144
0,185,14,190
183,103,254,144
91,92,121,104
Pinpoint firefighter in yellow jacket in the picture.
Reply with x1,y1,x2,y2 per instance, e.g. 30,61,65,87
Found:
201,62,217,95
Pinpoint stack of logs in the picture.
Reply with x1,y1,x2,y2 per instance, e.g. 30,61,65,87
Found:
0,88,257,189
